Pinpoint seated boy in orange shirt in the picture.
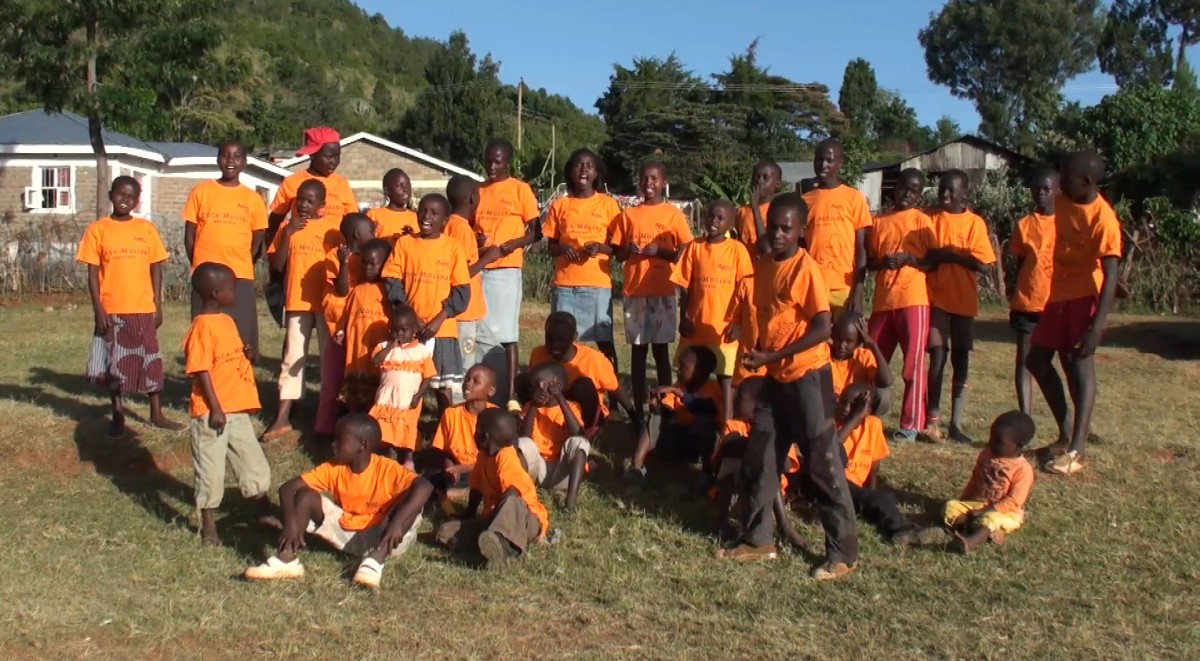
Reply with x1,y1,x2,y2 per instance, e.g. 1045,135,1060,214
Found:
528,311,633,435
627,345,722,482
516,362,590,512
244,414,432,591
436,409,549,566
430,364,498,489
829,311,893,415
368,168,417,243
944,410,1036,552
925,169,997,443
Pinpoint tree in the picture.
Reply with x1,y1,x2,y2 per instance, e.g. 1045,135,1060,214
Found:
1077,83,1200,172
932,116,962,144
838,58,879,138
919,0,1104,151
396,32,511,173
1161,0,1200,71
1098,0,1175,88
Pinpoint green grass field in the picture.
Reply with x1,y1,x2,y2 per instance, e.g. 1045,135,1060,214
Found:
0,299,1197,660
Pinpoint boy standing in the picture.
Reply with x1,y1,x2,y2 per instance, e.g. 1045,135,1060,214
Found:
735,159,781,257
724,193,858,580
1008,169,1058,414
609,161,693,426
944,411,1036,552
474,138,541,410
803,138,873,317
185,263,273,546
925,170,997,443
1026,151,1122,475
446,175,501,383
867,168,936,443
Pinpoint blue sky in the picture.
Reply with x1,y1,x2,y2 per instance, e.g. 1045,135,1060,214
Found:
359,0,1197,132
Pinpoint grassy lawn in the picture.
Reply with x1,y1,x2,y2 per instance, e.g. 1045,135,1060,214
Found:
0,299,1197,660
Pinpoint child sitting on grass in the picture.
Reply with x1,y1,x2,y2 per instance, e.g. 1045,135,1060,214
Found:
944,410,1036,552
435,409,549,567
243,413,432,591
430,364,498,490
184,263,274,547
829,311,893,415
369,305,436,468
516,362,590,512
528,311,633,435
627,345,722,483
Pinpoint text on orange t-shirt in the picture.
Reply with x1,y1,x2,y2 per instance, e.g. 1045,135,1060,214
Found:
267,217,344,312
75,217,170,315
868,208,936,313
840,416,889,487
803,185,873,292
183,180,268,280
183,313,260,417
753,249,832,382
300,454,419,531
383,234,470,338
541,193,621,288
475,177,540,270
927,210,997,317
270,170,358,223
670,239,754,347
431,402,496,466
609,202,693,298
1007,213,1055,313
368,207,417,243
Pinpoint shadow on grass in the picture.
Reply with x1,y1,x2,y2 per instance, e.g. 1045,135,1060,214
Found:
974,317,1200,361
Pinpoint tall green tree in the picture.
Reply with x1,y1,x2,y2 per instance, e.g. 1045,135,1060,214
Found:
932,116,963,144
838,58,880,138
1098,0,1175,87
919,0,1104,151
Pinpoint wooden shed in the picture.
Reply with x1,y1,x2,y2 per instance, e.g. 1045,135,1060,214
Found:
857,135,1030,211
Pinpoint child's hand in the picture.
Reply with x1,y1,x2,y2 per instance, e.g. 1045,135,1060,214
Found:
94,309,111,336
641,242,659,257
401,225,416,237
883,252,910,270
583,241,601,256
409,392,423,409
625,242,641,256
276,524,307,557
334,330,345,346
1076,324,1103,358
679,316,695,338
475,231,488,249
723,325,740,344
418,319,439,342
208,408,227,433
562,245,580,262
548,380,564,399
743,348,772,370
153,307,164,329
286,218,308,235
243,345,258,363
480,245,503,263
499,240,517,256
750,186,769,207
337,244,353,264
855,317,875,347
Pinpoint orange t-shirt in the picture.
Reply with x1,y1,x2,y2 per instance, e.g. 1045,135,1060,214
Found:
927,211,997,317
753,249,832,382
609,202,694,297
431,402,496,466
267,217,344,312
840,416,889,488
523,400,584,460
476,177,540,269
383,234,470,338
661,380,724,426
869,208,936,313
1047,196,1122,303
803,185,873,292
960,449,1034,515
183,180,268,280
734,203,770,255
338,282,390,375
726,277,766,385
541,193,621,288
75,217,170,315
830,346,878,399
469,445,549,537
528,343,620,417
369,207,418,242
323,250,360,337
300,454,419,531
1007,213,1055,313
445,214,486,322
670,239,754,347
183,313,260,417
270,170,358,222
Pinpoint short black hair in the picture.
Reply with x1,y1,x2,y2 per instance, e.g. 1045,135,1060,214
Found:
478,408,518,442
1065,149,1105,181
111,175,141,196
336,412,382,447
340,211,373,237
993,410,1036,447
832,310,863,333
530,360,567,386
485,137,514,159
360,237,392,261
840,381,871,407
446,174,479,207
682,345,718,382
814,137,843,157
390,303,418,327
708,199,736,217
898,168,925,187
545,310,577,340
218,139,245,153
755,157,783,180
383,168,409,186
418,193,451,217
565,148,604,195
297,178,327,201
940,169,968,190
639,160,667,178
766,191,809,223
1029,166,1060,187
190,262,234,296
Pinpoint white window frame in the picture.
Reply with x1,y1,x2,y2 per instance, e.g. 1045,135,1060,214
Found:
24,164,77,214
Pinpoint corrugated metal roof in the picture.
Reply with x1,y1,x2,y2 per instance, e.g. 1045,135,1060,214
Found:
0,109,161,153
147,141,215,159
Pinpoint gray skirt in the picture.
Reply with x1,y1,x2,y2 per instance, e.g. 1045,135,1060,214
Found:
430,337,464,389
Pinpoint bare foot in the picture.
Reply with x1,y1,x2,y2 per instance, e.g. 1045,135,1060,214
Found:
106,413,126,439
261,423,294,442
150,415,185,432
258,515,283,530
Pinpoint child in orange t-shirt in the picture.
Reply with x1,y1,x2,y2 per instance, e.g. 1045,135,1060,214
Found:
183,140,268,355
543,148,623,368
184,263,273,547
368,305,436,468
368,168,417,243
866,168,937,443
610,161,694,425
383,194,472,413
516,362,590,512
944,410,1036,552
528,311,633,434
244,413,432,591
336,239,393,414
671,199,754,418
724,276,766,387
264,179,344,441
430,364,498,489
735,159,781,258
829,312,893,415
446,175,502,381
77,175,181,438
803,138,873,316
1007,168,1058,415
435,409,549,565
925,170,997,444
314,213,377,435
1027,151,1122,476
628,345,721,481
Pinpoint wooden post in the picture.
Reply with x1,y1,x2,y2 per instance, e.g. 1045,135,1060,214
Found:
516,78,523,152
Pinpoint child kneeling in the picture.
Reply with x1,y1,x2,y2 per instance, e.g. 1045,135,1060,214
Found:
944,410,1036,552
244,414,432,591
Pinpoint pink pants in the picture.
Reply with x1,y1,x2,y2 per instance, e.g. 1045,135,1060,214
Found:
315,339,346,434
868,306,929,431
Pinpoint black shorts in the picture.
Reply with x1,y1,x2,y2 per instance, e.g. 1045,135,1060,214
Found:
928,307,975,351
1009,310,1040,334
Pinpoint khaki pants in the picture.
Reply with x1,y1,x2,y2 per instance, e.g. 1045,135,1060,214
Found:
190,413,271,510
307,495,422,558
279,311,329,401
517,436,591,490
435,491,542,554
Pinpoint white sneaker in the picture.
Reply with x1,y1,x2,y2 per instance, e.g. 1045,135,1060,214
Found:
243,555,304,581
352,557,384,591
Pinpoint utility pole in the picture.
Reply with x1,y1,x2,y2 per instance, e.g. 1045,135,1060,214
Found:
549,123,556,188
516,78,523,151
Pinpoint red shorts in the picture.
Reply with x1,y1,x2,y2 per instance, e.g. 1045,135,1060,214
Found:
1031,296,1097,353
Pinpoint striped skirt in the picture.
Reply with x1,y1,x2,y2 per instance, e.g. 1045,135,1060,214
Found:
86,313,164,394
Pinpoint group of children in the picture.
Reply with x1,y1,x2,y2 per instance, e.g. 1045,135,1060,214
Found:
73,124,1119,587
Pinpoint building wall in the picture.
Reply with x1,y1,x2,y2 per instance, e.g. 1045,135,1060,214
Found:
0,160,101,228
285,140,460,208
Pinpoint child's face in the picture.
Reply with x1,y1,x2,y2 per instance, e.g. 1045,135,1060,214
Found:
385,174,412,208
835,389,869,423
331,428,365,465
638,166,666,202
765,208,803,257
988,425,1023,458
751,163,780,192
217,144,246,180
214,275,237,308
311,144,341,177
475,423,508,456
484,147,510,182
830,322,860,361
361,249,386,282
894,174,924,210
109,183,139,217
545,329,575,362
417,200,448,237
677,351,698,385
1030,176,1059,213
569,155,598,193
814,145,842,185
531,374,558,406
939,178,967,211
705,203,734,240
462,365,497,402
295,187,325,219
391,314,417,344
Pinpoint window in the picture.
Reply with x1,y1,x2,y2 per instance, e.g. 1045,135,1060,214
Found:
25,166,75,212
